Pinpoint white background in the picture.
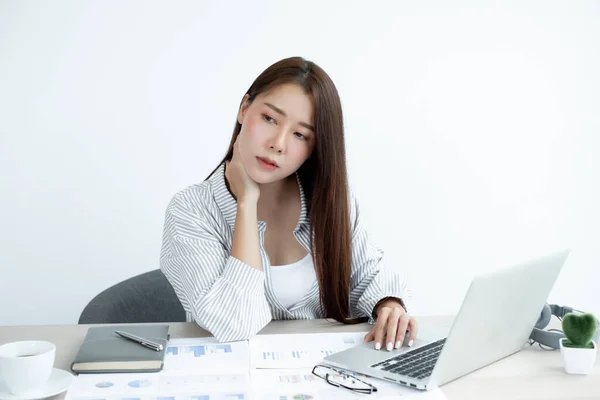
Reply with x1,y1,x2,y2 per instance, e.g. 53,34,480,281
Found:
1,1,598,326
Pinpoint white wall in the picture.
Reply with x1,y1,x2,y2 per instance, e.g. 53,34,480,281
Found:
1,0,599,326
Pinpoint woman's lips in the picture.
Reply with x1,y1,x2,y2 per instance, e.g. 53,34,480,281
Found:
257,157,278,171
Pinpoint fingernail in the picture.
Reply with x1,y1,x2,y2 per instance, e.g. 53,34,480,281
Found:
408,340,414,347
386,342,393,351
395,341,401,349
375,342,381,350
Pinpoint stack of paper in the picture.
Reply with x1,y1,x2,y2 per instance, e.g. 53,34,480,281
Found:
65,332,447,400
66,337,251,400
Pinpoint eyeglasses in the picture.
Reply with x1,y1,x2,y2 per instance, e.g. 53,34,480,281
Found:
312,364,378,394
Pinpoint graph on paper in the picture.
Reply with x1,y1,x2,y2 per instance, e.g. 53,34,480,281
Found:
167,343,232,357
251,369,322,389
164,338,250,373
65,372,160,400
249,331,369,369
250,370,325,400
278,373,316,384
66,371,251,400
249,367,424,400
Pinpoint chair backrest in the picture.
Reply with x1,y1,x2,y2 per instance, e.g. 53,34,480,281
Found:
78,269,187,324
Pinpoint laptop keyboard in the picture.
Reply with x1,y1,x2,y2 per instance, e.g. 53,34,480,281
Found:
370,338,446,380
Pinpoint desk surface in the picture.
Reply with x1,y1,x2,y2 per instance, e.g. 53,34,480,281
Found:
1,317,598,400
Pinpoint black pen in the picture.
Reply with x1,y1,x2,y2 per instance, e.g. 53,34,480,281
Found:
115,330,163,351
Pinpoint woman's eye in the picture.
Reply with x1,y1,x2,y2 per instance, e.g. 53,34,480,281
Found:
294,132,305,140
263,114,275,124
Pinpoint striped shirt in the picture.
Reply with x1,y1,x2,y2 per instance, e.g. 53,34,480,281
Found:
159,163,410,342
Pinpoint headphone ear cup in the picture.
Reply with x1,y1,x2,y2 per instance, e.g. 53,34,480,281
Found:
535,303,552,329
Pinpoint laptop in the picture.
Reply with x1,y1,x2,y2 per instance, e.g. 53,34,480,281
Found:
321,249,570,391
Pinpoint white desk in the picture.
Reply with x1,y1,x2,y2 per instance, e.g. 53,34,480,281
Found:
1,317,598,400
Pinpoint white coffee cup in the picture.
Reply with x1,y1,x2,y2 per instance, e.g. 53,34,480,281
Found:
0,340,56,395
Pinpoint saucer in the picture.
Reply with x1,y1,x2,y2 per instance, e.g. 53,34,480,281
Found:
0,368,73,400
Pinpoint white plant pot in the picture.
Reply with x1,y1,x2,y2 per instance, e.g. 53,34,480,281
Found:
559,338,597,375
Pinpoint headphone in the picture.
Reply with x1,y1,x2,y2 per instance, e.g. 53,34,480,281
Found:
529,303,600,350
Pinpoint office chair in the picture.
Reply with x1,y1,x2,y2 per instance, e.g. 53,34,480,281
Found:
78,269,187,324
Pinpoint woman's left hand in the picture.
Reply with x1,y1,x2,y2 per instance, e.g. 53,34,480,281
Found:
363,299,418,351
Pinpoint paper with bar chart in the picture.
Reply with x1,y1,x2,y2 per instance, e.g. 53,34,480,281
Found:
65,338,251,400
164,337,250,373
249,331,369,369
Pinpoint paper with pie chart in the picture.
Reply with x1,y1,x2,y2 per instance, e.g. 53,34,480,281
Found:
65,371,250,400
65,337,251,400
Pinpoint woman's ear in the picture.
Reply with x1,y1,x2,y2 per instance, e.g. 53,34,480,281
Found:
237,94,251,125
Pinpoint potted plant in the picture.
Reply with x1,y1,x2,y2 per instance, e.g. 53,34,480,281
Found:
559,312,598,375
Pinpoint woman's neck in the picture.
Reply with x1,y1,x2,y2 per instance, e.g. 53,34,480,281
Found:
257,175,298,216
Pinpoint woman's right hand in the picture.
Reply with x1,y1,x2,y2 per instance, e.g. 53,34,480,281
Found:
225,137,260,203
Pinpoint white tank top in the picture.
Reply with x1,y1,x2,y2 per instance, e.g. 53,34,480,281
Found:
270,253,317,309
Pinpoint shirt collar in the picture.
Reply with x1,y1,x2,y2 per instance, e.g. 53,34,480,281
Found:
209,163,309,231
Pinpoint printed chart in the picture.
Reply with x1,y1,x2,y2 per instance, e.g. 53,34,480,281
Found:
249,331,369,369
66,338,252,400
164,338,250,373
66,371,250,400
250,366,422,400
66,372,160,400
250,368,347,400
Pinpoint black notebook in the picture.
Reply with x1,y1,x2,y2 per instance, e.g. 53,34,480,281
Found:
71,324,170,374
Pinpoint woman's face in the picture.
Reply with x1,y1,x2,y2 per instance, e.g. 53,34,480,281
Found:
236,83,316,184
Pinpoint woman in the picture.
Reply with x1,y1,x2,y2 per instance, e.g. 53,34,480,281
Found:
159,56,418,351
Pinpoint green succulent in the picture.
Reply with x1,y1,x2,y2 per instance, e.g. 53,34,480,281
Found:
562,312,598,349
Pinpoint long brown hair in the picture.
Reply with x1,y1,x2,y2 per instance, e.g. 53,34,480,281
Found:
208,56,366,324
